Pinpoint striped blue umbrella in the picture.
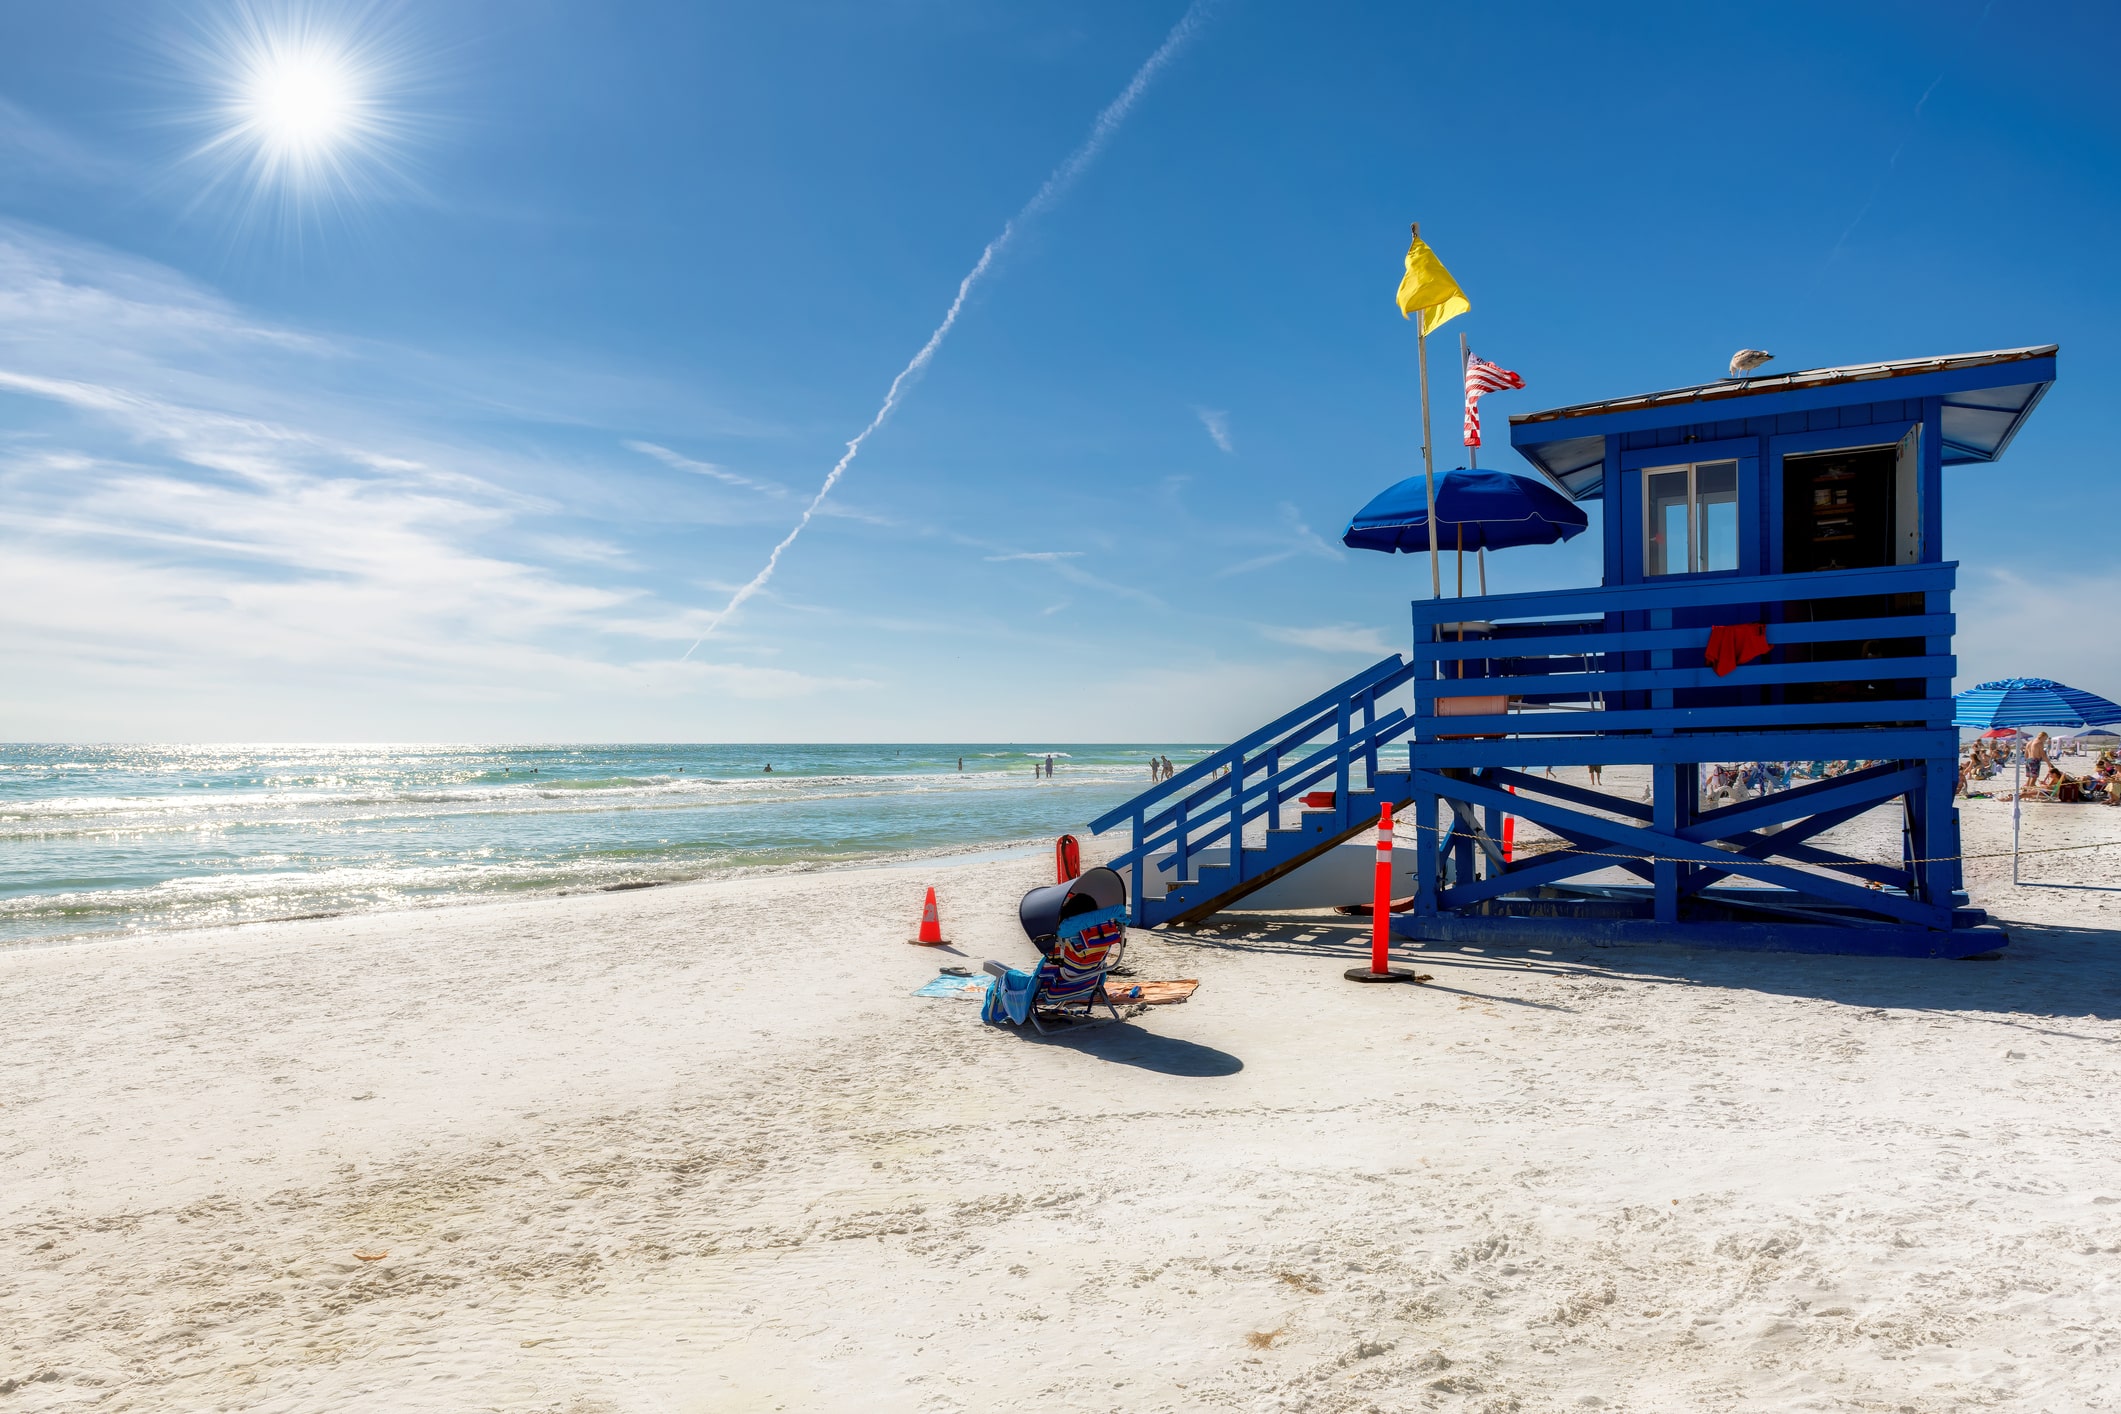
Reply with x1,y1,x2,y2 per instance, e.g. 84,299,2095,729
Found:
1952,678,2121,729
1954,678,2121,885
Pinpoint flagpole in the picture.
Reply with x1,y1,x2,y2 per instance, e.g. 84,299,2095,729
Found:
1414,223,1440,600
1460,331,1476,471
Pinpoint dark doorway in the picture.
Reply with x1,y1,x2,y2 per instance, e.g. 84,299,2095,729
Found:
1778,445,1922,706
1782,446,1897,574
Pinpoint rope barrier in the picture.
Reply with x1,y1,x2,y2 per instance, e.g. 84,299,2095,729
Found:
1381,810,2121,867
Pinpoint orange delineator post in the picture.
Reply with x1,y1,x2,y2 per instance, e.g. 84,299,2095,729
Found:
1371,802,1393,975
1345,799,1418,984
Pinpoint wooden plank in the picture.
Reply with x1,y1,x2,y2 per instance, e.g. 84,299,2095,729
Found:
1438,843,1634,909
1681,764,1917,840
1411,729,1955,769
1412,700,1950,736
1680,803,1914,895
1410,562,1955,627
1417,656,1956,699
1107,711,1415,870
1127,706,1407,843
1480,766,1654,821
1504,356,2052,451
1410,769,1952,929
1419,614,1955,663
1089,653,1409,832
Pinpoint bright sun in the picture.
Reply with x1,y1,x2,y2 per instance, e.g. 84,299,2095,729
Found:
238,45,360,159
188,6,413,220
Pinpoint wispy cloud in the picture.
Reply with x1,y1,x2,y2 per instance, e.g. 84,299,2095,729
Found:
1212,502,1344,578
984,550,1084,563
0,225,850,733
1193,406,1233,453
625,439,789,498
0,98,124,183
1259,623,1395,656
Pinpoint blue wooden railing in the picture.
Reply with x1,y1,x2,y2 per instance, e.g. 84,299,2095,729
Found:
1089,653,1420,916
1409,561,1957,769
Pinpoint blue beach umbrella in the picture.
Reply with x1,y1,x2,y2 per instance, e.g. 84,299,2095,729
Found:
1342,468,1588,555
1952,677,2121,730
1951,678,2121,883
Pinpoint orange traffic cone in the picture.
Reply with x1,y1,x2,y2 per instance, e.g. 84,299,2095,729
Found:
908,886,949,946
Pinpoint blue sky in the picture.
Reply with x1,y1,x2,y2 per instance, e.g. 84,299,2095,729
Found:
1,0,2116,741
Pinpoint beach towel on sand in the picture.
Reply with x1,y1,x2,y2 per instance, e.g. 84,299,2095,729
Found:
914,973,991,1001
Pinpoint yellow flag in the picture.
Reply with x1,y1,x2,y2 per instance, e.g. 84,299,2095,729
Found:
1396,232,1469,336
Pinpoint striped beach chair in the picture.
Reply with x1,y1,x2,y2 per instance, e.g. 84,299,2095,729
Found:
982,904,1128,1033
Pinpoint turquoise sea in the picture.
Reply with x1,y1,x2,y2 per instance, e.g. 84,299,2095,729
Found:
0,744,1210,948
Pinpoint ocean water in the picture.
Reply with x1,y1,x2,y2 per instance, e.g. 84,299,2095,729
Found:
0,744,1210,948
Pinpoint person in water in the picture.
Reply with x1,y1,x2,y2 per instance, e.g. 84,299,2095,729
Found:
763,764,773,773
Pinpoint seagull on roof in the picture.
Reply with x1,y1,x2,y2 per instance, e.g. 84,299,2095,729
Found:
1729,349,1774,378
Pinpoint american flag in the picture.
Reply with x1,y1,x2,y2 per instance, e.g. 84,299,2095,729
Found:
1462,351,1525,448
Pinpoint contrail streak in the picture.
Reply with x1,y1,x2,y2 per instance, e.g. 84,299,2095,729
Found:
681,2,1211,658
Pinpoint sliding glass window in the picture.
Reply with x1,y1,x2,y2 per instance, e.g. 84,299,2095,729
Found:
1642,460,1738,576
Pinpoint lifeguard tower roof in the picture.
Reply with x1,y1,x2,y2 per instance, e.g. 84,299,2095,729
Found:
1510,344,2057,499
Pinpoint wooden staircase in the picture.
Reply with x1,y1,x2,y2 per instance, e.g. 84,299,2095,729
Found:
1091,654,1420,927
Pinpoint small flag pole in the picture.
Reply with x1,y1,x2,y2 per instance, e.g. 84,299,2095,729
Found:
1460,331,1476,471
1460,333,1488,594
1414,223,1441,601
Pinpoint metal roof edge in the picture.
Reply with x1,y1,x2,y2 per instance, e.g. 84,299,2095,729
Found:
1508,345,2058,431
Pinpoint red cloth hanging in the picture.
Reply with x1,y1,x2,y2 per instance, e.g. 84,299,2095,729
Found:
1705,623,1771,676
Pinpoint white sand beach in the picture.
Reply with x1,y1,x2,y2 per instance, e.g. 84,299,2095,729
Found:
5,786,2121,1412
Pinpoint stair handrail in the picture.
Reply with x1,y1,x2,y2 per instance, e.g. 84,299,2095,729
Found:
1126,694,1363,844
1087,653,1408,835
1120,665,1420,854
1103,707,1417,872
1107,709,1407,870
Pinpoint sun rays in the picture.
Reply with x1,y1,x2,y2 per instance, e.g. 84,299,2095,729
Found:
176,1,423,233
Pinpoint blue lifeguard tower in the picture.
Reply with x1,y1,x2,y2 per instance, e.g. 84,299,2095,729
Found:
1091,345,2055,957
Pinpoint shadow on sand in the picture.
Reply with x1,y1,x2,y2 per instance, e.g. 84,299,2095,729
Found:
1020,1022,1244,1077
1152,911,2121,1027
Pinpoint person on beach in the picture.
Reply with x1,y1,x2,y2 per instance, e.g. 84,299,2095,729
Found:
1587,763,1603,786
2026,731,2050,780
1045,754,1054,777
